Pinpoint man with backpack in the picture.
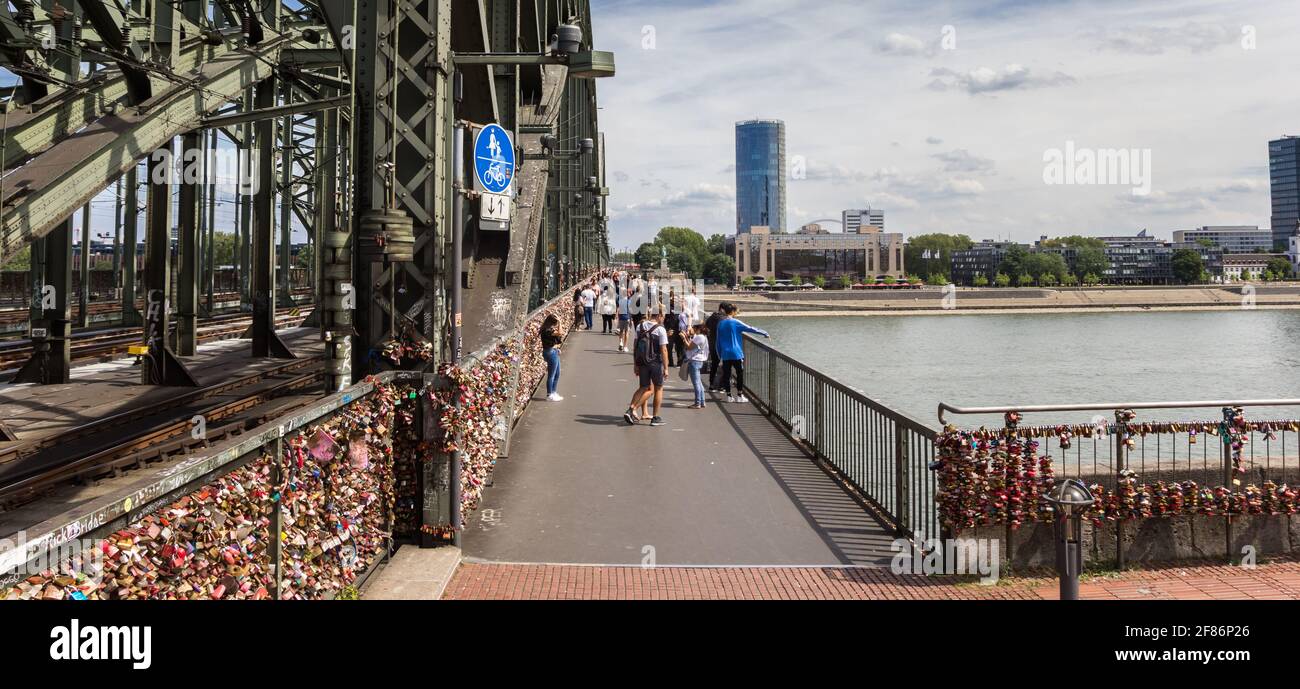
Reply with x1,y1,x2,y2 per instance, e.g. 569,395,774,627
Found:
624,310,670,427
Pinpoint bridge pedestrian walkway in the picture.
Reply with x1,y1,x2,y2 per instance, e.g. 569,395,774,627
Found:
462,329,897,567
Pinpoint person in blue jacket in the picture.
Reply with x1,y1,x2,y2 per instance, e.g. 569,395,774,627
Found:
714,304,769,403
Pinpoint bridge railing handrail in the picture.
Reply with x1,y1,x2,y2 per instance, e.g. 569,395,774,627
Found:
937,399,1300,425
743,334,938,437
741,333,939,542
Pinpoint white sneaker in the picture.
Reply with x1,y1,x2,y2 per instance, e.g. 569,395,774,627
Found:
547,393,564,402
737,395,749,403
727,396,736,403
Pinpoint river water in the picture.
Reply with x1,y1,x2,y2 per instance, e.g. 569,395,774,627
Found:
743,310,1300,430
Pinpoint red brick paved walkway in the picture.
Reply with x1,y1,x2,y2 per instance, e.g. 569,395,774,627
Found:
443,559,1300,600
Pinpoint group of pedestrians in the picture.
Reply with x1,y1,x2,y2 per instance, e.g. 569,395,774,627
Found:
621,298,769,428
544,272,772,430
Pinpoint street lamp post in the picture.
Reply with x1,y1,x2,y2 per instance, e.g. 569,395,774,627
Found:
1044,478,1095,600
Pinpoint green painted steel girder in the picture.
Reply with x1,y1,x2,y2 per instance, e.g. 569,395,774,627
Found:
0,32,308,267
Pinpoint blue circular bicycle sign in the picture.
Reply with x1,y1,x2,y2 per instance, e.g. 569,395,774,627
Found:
474,123,515,194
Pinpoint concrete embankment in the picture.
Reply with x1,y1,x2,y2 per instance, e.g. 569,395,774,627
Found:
702,285,1300,316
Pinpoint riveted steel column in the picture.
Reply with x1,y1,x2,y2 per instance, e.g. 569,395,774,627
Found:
121,166,140,326
177,131,201,355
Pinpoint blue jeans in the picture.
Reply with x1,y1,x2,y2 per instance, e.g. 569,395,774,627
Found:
583,306,594,329
688,360,705,406
545,347,561,395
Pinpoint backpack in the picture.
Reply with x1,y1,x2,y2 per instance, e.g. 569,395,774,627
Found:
633,322,663,367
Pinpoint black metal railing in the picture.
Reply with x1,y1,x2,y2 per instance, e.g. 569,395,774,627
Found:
742,334,940,542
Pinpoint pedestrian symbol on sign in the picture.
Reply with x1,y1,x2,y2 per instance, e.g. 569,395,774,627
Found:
474,123,516,195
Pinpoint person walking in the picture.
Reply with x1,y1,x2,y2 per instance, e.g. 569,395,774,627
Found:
684,286,702,329
540,315,564,402
598,285,617,334
579,283,597,330
616,288,632,352
715,304,769,403
705,303,729,391
664,296,682,367
684,323,710,409
624,310,669,427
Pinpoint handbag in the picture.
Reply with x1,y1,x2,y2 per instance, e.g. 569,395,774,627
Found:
678,360,692,382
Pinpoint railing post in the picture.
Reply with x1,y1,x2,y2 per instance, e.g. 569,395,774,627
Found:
270,436,283,600
813,378,825,458
895,425,909,538
1222,407,1233,563
766,347,777,418
1114,413,1127,570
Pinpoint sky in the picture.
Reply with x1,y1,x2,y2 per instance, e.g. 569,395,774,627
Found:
590,0,1300,251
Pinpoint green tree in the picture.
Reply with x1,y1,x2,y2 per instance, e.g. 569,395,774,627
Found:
838,275,852,289
706,233,728,256
703,254,735,286
1266,257,1293,280
1073,246,1108,279
1170,248,1205,284
993,272,1011,287
295,243,314,269
997,244,1029,278
1083,273,1100,286
1,245,31,271
211,231,238,267
882,275,896,285
812,276,826,289
1022,252,1068,284
973,274,990,287
1041,272,1059,287
1016,273,1035,287
633,242,660,269
926,273,949,286
664,244,702,277
741,276,755,288
1062,273,1079,286
904,233,974,278
791,275,803,287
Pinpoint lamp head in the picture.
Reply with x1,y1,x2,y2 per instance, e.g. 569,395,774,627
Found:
1044,479,1095,517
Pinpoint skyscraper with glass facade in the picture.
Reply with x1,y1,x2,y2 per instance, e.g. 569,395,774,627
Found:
1270,136,1300,249
735,120,786,234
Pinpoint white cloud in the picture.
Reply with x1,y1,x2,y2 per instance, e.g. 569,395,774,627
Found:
593,0,1298,245
1090,22,1239,55
877,32,930,57
927,64,1076,94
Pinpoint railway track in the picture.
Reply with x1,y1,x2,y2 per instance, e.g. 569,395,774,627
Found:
0,288,315,325
0,308,310,369
0,356,324,510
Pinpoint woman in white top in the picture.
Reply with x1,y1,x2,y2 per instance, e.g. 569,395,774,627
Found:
684,322,710,409
598,287,618,334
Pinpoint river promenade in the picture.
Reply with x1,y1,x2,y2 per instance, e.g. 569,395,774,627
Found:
706,285,1300,316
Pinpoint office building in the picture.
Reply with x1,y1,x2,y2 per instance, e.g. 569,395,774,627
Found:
735,120,786,234
949,240,1028,285
734,226,904,283
1270,136,1300,249
842,208,884,233
1172,226,1273,254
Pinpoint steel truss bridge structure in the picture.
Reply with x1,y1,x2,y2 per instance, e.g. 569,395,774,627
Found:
0,0,613,390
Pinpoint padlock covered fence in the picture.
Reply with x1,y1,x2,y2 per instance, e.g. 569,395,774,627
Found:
1,372,430,600
436,287,581,525
932,401,1300,533
1,274,595,600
